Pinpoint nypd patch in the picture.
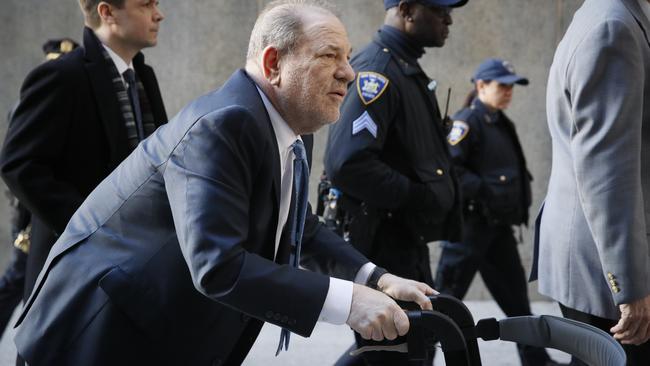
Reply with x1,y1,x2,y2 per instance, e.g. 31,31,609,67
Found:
352,111,378,138
356,72,389,105
448,121,470,146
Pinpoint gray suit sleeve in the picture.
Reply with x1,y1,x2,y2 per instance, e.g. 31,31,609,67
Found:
567,18,650,305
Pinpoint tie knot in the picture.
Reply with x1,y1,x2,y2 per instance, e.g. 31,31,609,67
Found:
123,69,136,85
292,140,306,161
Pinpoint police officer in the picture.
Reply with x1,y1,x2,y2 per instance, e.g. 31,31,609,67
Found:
325,1,467,364
434,58,564,366
0,38,79,339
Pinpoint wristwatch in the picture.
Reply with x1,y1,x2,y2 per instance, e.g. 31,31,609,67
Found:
366,266,388,291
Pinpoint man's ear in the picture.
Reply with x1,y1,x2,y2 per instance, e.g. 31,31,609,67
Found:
261,46,282,86
97,1,117,25
398,1,415,21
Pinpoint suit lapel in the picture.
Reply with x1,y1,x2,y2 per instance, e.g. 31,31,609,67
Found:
223,71,282,258
82,27,131,164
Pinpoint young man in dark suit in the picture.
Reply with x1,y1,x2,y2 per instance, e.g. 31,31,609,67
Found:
12,1,436,365
0,0,167,315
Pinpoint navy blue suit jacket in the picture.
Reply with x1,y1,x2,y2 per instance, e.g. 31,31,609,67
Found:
14,70,368,365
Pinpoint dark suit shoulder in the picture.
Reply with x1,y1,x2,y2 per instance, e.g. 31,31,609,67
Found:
20,48,85,94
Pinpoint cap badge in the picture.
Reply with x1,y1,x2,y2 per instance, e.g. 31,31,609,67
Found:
502,60,515,74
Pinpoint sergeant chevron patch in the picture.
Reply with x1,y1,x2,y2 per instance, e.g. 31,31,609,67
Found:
352,111,378,138
448,120,469,146
356,72,389,105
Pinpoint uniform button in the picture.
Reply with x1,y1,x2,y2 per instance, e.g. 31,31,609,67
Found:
436,169,444,176
607,273,615,279
382,48,389,53
612,286,620,293
499,175,507,182
289,319,297,326
265,311,273,319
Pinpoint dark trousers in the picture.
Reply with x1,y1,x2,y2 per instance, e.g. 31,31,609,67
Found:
434,217,552,366
0,247,26,339
342,217,434,366
559,303,650,366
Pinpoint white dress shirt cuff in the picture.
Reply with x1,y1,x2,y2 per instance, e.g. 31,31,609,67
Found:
318,262,377,325
319,277,353,325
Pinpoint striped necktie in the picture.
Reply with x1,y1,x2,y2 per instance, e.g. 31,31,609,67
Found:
122,69,145,140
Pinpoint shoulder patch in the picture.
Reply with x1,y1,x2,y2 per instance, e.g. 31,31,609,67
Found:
447,121,470,146
356,72,389,106
352,111,378,138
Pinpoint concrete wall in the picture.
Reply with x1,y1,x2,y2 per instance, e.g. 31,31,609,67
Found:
0,0,584,300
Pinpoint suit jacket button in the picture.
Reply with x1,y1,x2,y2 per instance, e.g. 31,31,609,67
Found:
265,311,273,319
436,169,444,176
499,175,507,182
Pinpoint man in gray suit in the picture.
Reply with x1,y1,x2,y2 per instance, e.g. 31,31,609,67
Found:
532,0,650,364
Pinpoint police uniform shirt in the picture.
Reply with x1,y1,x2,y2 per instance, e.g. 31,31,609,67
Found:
325,25,458,235
256,87,375,325
447,98,531,224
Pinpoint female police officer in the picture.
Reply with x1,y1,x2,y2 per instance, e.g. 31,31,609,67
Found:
434,58,564,366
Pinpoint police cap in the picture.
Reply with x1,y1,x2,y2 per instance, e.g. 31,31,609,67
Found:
42,38,80,60
471,58,529,86
384,0,468,10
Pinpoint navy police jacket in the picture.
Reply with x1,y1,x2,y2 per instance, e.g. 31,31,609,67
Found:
447,98,532,225
325,26,462,245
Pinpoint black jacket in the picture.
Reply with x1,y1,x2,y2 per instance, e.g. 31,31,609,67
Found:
0,27,168,298
448,98,532,225
325,26,462,246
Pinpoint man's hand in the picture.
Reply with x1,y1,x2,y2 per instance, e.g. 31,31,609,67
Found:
377,273,437,311
610,294,650,345
347,284,409,341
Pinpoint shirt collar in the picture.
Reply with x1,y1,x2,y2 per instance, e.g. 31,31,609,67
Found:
256,87,300,153
638,0,650,22
102,43,134,77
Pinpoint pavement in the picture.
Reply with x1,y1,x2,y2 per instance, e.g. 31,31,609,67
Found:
0,300,571,365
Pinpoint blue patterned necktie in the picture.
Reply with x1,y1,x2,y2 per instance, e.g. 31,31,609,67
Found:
122,69,145,140
276,139,310,356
